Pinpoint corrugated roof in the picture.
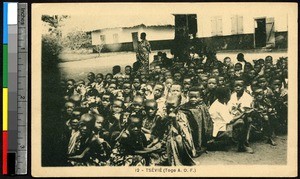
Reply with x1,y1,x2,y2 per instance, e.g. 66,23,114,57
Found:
90,24,174,33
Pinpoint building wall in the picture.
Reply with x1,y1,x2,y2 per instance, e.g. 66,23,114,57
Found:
93,31,287,53
91,27,174,45
197,13,288,38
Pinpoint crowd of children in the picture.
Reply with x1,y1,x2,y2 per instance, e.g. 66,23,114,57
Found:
60,51,288,166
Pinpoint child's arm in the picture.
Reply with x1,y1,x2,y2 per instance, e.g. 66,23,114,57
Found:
141,127,151,134
68,147,90,160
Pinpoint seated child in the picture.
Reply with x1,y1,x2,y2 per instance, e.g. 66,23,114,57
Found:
110,115,149,166
87,72,96,89
153,82,166,117
180,87,213,155
162,95,197,166
142,99,161,142
103,99,123,146
208,87,254,153
251,88,277,146
68,113,111,166
65,79,76,98
66,112,80,155
205,77,218,107
94,114,110,147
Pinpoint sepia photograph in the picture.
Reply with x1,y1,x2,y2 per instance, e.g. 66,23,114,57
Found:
31,2,297,177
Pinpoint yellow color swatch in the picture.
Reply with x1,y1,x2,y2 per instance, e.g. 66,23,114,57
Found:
3,88,8,131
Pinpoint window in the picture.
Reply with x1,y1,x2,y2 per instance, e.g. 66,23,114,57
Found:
211,16,222,36
100,35,106,44
113,33,119,43
231,15,243,34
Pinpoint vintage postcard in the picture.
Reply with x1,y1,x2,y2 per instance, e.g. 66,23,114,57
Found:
31,2,297,177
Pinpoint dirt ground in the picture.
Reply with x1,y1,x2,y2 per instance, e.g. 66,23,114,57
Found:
58,50,287,81
196,135,287,165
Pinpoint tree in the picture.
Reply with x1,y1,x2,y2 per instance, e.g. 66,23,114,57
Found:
42,15,69,37
63,31,92,50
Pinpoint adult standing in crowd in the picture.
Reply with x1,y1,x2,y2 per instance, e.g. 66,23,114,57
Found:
136,32,151,73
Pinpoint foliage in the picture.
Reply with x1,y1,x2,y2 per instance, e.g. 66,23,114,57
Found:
42,15,69,37
62,31,92,50
42,34,63,62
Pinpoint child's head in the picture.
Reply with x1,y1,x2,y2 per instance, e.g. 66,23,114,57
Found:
111,99,123,114
237,53,245,62
105,73,113,83
94,114,105,131
233,78,245,95
125,65,132,75
161,67,167,74
183,78,192,92
170,83,182,97
215,87,231,104
154,65,161,74
112,65,121,75
173,72,182,83
244,62,253,72
166,95,180,115
265,55,273,65
153,82,165,100
164,71,172,79
187,68,195,76
128,115,142,135
70,111,81,130
145,84,154,97
227,68,235,77
250,80,259,92
107,83,117,94
253,88,264,101
188,87,202,106
123,82,132,95
200,75,208,87
115,91,124,101
133,77,141,89
223,57,231,66
86,88,99,104
87,72,95,82
165,78,173,89
234,63,243,71
132,96,144,113
218,76,225,86
79,113,96,137
66,79,75,90
207,77,218,91
101,93,113,108
257,76,268,89
197,68,204,75
65,101,75,115
145,99,158,117
211,68,220,77
254,63,262,73
248,69,256,79
96,73,104,83
271,78,282,91
117,77,124,88
140,74,148,84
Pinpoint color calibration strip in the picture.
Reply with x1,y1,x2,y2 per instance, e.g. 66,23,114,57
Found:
3,2,22,175
3,2,9,175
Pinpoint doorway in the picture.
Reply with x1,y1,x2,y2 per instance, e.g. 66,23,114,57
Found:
132,32,138,52
254,18,266,48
